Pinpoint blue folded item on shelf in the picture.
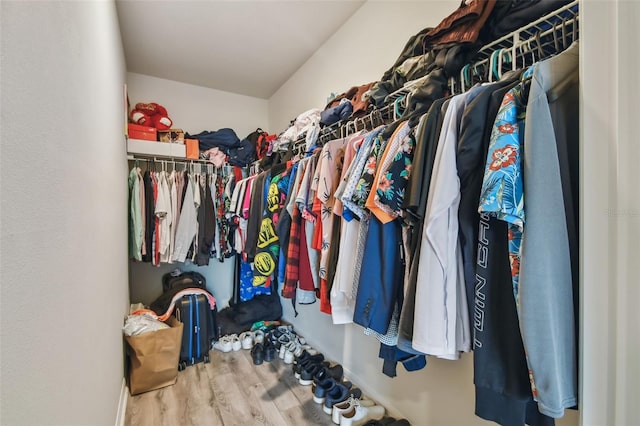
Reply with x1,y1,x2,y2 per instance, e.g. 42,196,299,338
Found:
188,128,240,150
187,128,256,166
320,100,353,126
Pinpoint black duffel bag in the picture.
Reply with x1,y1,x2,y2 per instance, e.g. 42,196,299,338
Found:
162,269,206,293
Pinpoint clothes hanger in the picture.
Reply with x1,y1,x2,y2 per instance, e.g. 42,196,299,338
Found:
393,96,404,121
471,61,482,85
534,31,544,61
488,50,497,82
498,49,512,80
561,18,569,50
522,38,536,67
460,63,471,93
528,38,537,65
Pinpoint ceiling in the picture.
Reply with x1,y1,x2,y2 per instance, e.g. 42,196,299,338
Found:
116,1,365,99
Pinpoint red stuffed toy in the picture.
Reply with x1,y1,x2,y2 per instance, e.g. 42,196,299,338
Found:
129,102,173,130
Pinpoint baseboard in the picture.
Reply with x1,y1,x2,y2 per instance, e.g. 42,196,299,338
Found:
339,364,404,420
299,332,405,420
115,377,128,426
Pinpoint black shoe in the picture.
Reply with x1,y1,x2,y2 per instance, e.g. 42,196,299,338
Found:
294,350,324,367
251,343,264,365
348,386,362,399
364,418,409,426
299,361,328,385
293,353,324,378
313,363,344,385
263,341,276,362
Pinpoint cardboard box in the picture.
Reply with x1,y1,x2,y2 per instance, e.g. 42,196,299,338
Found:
127,139,186,158
158,129,185,143
185,139,199,159
128,123,157,141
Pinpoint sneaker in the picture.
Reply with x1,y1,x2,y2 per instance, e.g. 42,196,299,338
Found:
332,397,375,425
294,350,323,366
253,329,265,344
283,342,301,365
239,331,254,350
294,354,325,379
300,361,329,386
263,341,277,362
314,364,344,385
278,341,288,359
282,340,303,364
251,343,264,365
324,382,352,415
212,336,232,353
312,377,338,404
277,324,294,335
230,334,242,351
339,402,385,426
277,334,291,352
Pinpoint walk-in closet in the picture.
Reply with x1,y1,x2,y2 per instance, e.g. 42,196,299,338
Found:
1,1,638,426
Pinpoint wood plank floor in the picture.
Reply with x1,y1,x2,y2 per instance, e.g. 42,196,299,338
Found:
125,349,335,426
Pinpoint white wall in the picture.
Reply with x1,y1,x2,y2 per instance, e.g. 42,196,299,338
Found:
580,1,640,425
0,2,129,425
269,0,456,132
267,2,580,425
126,72,269,309
127,72,269,137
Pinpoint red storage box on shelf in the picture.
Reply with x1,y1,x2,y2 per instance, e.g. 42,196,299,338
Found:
185,139,199,160
128,123,157,141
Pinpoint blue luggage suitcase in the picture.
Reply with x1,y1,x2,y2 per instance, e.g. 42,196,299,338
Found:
175,294,217,370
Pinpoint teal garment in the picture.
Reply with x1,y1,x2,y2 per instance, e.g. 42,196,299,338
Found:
128,167,143,261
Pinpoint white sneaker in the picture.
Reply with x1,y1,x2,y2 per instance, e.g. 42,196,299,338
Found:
279,343,287,359
332,397,374,425
253,329,265,344
239,331,254,350
339,402,385,426
230,334,242,352
212,336,232,353
283,341,301,364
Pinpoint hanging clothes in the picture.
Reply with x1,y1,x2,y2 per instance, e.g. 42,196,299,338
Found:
518,43,579,418
128,167,143,261
412,91,471,360
312,137,349,314
252,170,290,288
172,174,198,263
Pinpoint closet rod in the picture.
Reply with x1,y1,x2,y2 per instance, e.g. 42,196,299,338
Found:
455,15,579,90
127,154,212,166
265,1,579,169
473,0,579,64
288,96,401,150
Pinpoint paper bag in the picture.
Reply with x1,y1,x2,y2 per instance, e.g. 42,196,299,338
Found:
125,316,183,395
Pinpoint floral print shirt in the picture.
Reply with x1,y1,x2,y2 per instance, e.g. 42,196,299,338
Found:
341,127,384,220
478,66,534,304
350,130,389,214
370,122,414,223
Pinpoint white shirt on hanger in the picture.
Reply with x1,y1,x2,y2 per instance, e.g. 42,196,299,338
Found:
172,176,198,263
412,93,471,359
